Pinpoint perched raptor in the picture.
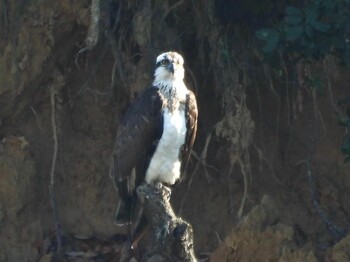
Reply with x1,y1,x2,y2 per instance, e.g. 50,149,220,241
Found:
110,51,198,240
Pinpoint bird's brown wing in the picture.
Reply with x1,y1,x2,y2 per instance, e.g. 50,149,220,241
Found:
110,87,164,201
180,90,198,176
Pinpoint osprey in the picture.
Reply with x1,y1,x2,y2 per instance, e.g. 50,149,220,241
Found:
110,51,198,231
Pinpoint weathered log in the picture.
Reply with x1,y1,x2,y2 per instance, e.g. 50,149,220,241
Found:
136,183,197,262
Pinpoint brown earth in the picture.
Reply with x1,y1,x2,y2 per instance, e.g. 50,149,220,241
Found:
1,1,350,261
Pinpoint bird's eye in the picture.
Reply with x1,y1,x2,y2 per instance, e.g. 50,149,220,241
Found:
161,60,169,66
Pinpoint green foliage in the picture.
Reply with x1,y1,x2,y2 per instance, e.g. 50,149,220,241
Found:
255,0,350,65
256,29,280,53
255,0,350,163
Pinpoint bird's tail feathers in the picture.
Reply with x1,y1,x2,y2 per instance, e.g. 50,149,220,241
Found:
114,199,132,227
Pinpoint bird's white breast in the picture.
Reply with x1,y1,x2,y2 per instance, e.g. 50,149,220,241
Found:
145,107,187,184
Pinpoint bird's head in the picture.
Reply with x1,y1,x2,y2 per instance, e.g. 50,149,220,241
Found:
154,51,185,84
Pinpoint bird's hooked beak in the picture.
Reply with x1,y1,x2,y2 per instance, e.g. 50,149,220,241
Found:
166,62,174,74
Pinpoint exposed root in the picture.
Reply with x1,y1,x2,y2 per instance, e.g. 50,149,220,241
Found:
107,0,126,95
230,154,249,221
323,57,342,117
49,85,61,251
296,105,347,242
75,0,100,64
296,160,346,239
257,53,281,176
280,53,292,126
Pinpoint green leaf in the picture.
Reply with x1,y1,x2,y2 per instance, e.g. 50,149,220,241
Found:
284,6,303,25
324,0,336,9
304,25,313,38
255,28,278,40
305,7,320,23
331,36,346,50
310,19,330,32
285,25,304,41
255,29,280,53
285,6,302,17
263,38,279,53
285,15,303,25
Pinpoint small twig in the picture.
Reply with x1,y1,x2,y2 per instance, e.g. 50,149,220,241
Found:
190,152,221,175
253,144,283,185
76,44,109,96
213,231,222,244
179,132,213,214
259,57,281,170
323,58,342,117
106,0,127,95
49,86,61,251
198,132,213,180
30,106,42,130
280,53,292,126
85,87,110,97
311,88,327,133
161,0,185,21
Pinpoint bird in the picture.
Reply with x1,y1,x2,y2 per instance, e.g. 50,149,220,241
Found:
110,51,198,244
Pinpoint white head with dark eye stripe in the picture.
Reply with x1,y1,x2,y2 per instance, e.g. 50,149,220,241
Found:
153,52,185,87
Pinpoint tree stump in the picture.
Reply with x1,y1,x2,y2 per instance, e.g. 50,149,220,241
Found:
136,183,197,262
